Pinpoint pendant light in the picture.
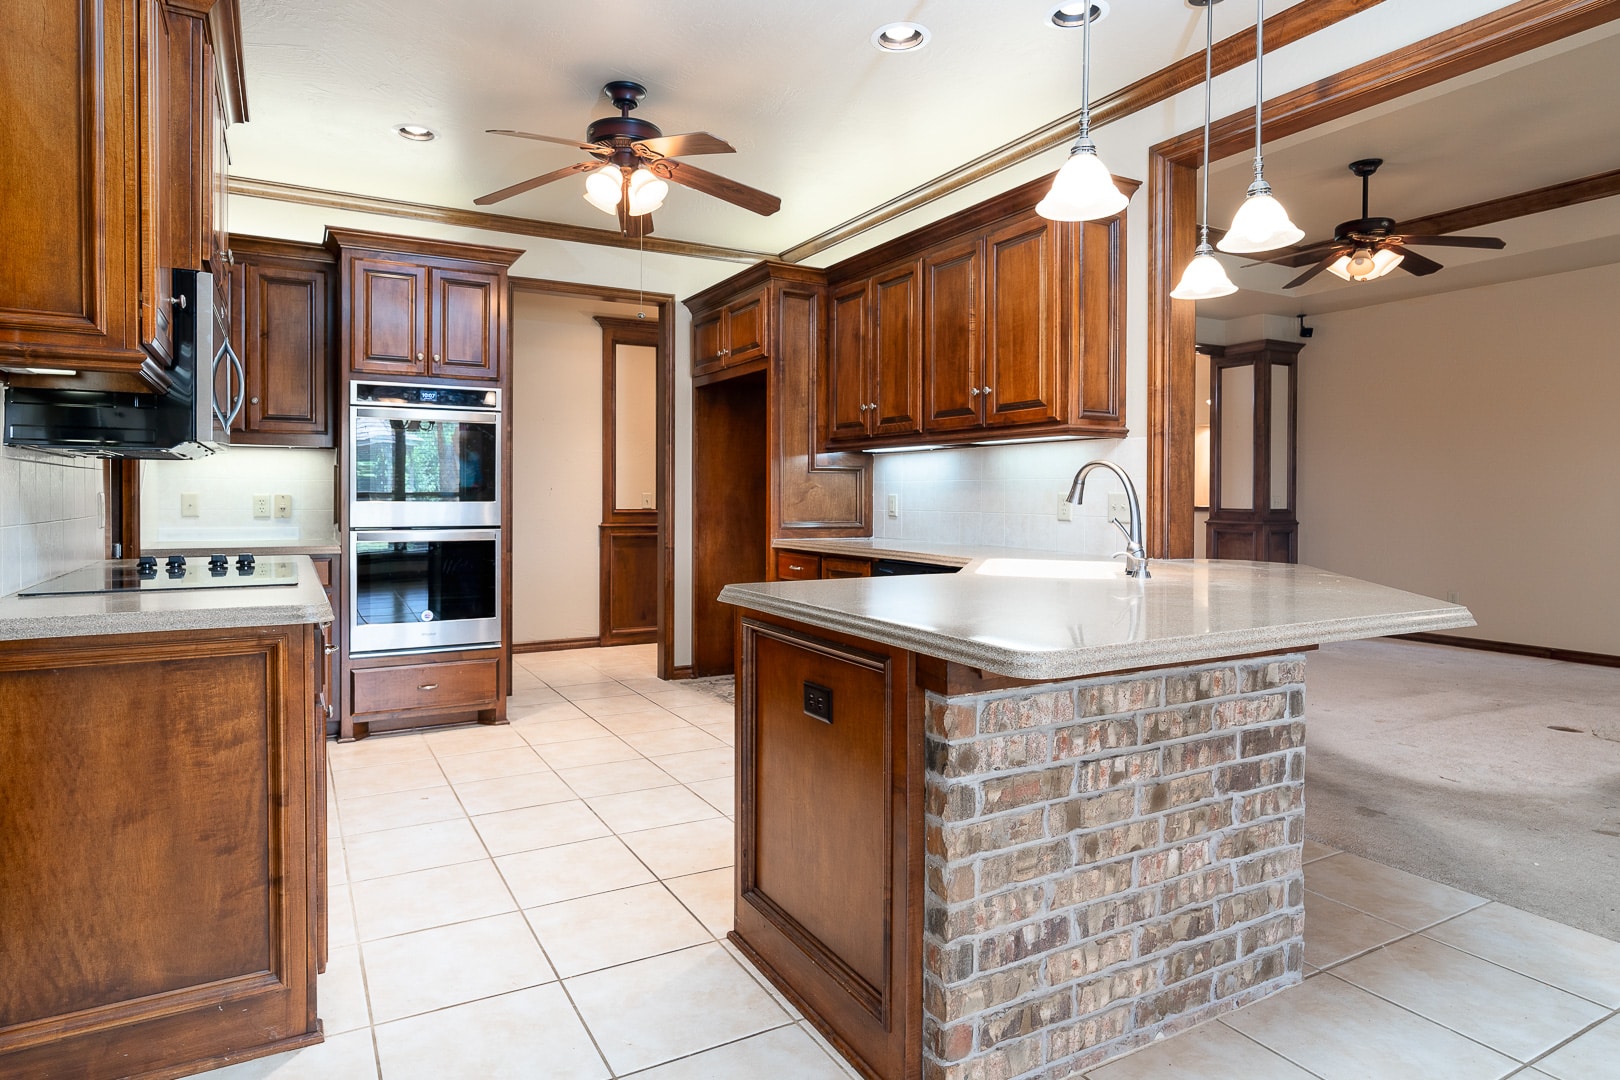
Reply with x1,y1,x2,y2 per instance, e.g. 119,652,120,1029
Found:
1037,2,1130,222
1172,0,1238,301
1216,0,1304,253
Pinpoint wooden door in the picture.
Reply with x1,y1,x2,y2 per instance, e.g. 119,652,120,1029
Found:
429,267,501,381
983,214,1062,427
239,263,333,443
922,238,983,432
349,258,427,376
724,287,767,365
599,524,659,646
826,281,873,443
869,260,923,437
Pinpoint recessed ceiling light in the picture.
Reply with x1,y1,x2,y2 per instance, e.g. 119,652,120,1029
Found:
1049,1,1110,28
395,124,436,142
872,22,930,52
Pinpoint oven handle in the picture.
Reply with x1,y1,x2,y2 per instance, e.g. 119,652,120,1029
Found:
351,405,503,427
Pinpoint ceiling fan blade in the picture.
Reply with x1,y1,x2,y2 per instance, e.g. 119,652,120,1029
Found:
486,129,609,155
473,162,595,206
632,132,735,159
1385,243,1445,276
654,159,781,216
1283,256,1338,290
1392,233,1506,250
1244,241,1343,269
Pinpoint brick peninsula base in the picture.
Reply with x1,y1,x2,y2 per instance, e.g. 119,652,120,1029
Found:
920,655,1308,1080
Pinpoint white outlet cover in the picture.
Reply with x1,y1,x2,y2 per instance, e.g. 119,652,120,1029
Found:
887,493,900,517
1057,500,1072,522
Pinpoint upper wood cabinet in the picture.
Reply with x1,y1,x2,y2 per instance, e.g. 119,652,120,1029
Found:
0,0,244,391
691,284,767,378
822,173,1133,451
325,230,522,384
226,237,337,447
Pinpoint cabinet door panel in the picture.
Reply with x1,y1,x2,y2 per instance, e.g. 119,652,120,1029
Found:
826,282,872,443
691,308,726,376
350,259,427,376
871,262,923,437
243,265,330,438
430,267,501,381
725,289,767,365
922,239,982,432
983,216,1061,427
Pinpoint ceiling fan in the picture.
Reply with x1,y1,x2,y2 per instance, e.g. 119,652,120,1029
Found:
476,80,782,238
1248,158,1506,288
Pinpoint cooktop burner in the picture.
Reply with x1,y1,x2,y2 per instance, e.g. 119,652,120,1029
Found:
20,554,301,597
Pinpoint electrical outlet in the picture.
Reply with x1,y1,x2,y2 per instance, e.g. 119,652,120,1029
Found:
802,681,833,724
641,492,654,509
1057,500,1072,522
252,494,271,518
181,492,199,518
273,494,293,519
1107,493,1131,526
887,493,900,518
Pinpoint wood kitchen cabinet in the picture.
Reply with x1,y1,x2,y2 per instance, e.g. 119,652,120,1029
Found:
691,284,767,378
773,548,873,581
325,229,522,384
0,0,243,390
227,237,337,446
823,173,1133,451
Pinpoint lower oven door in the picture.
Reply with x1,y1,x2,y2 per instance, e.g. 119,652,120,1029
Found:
350,528,501,654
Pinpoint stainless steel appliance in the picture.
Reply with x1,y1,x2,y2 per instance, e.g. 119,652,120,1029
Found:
348,382,501,528
2,269,244,458
349,528,500,654
19,553,298,596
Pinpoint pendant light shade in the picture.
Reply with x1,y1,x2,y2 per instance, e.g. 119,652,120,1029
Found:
1038,2,1129,223
1216,0,1303,254
583,165,623,214
1173,0,1238,302
626,167,668,216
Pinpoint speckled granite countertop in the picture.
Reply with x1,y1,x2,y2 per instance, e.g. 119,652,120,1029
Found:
721,557,1475,681
0,556,334,642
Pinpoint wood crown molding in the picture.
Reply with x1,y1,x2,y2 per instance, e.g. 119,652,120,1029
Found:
230,177,772,264
777,0,1387,264
322,226,525,266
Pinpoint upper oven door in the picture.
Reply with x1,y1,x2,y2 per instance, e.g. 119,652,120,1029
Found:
349,405,501,527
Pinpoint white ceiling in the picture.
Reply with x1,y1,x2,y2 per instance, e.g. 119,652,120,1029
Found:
231,0,1302,254
1197,25,1620,319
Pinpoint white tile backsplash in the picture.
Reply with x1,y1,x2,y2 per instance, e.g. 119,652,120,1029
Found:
0,443,105,596
872,437,1148,557
140,445,337,546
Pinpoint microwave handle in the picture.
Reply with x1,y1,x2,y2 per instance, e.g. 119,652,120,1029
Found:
225,341,247,426
211,341,231,430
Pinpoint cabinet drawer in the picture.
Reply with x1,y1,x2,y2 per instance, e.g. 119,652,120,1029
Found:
775,551,822,580
822,556,872,579
351,659,498,715
311,557,333,587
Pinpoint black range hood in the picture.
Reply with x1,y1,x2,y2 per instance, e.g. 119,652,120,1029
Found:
3,269,238,459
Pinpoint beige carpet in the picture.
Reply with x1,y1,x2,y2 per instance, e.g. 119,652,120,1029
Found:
1303,638,1620,941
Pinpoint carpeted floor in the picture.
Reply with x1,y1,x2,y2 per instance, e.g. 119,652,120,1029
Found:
1303,638,1620,941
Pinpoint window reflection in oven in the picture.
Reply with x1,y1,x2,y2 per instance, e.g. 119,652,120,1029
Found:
351,414,497,507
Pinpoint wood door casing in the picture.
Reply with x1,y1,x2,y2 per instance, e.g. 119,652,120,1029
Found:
983,214,1061,427
350,258,427,375
690,372,768,676
429,267,501,381
922,237,983,432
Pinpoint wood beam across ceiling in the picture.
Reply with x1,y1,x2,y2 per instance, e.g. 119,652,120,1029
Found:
1399,167,1620,237
777,0,1388,265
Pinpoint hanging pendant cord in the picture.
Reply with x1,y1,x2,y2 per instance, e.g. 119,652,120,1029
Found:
1199,0,1214,245
1078,3,1093,142
1252,0,1265,181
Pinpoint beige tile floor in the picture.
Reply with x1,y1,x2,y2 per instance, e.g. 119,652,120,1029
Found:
197,644,1620,1080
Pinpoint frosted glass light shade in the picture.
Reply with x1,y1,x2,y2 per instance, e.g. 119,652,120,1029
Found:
626,168,668,216
1171,246,1238,300
1216,190,1305,253
583,165,622,214
1037,147,1129,222
1326,246,1403,281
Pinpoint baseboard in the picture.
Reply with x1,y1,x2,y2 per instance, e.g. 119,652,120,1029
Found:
1394,632,1620,669
668,665,694,681
512,636,600,654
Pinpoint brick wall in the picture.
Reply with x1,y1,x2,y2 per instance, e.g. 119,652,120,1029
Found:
921,655,1309,1080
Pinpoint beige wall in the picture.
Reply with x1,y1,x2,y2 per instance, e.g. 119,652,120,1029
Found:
1297,261,1620,654
510,292,648,644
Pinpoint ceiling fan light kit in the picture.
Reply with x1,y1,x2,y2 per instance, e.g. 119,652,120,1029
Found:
1327,246,1403,282
583,164,623,213
1216,0,1303,254
1172,0,1238,300
1038,0,1129,223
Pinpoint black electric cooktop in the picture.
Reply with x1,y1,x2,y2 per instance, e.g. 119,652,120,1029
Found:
19,554,300,597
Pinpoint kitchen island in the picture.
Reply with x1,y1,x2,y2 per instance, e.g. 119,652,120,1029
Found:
720,558,1473,1080
0,560,332,1079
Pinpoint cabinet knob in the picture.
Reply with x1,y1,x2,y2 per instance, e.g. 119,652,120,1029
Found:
982,386,992,395
969,387,980,396
858,403,868,412
416,352,425,361
869,401,878,411
433,354,441,363
250,396,259,405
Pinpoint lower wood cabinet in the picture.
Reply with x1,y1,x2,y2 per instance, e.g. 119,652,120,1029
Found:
0,621,324,1079
775,551,822,580
343,647,506,740
600,522,658,647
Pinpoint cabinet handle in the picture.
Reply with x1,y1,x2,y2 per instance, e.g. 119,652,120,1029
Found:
788,564,804,572
982,386,992,395
433,354,441,363
250,396,259,405
858,403,868,412
416,352,425,361
324,645,338,655
869,401,878,411
969,387,980,396
720,348,730,356
164,294,188,310
418,683,439,691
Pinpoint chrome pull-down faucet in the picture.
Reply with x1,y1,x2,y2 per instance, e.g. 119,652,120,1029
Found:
1066,460,1151,578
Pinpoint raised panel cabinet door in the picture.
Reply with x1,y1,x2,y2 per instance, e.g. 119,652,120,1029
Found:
870,261,924,437
429,267,502,381
922,238,984,432
983,214,1063,427
241,264,332,441
826,281,873,443
349,258,427,376
0,0,147,372
724,288,767,365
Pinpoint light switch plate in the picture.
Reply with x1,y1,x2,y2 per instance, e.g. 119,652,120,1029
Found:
887,493,900,518
181,492,200,518
273,494,293,519
252,494,271,518
1057,500,1072,522
641,492,654,509
1107,493,1131,525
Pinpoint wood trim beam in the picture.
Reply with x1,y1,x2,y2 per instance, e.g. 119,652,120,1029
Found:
230,177,772,264
1395,632,1620,669
1147,0,1620,561
778,0,1386,264
1400,167,1620,236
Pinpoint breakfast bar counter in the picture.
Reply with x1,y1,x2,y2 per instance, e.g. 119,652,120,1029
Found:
719,558,1472,1080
